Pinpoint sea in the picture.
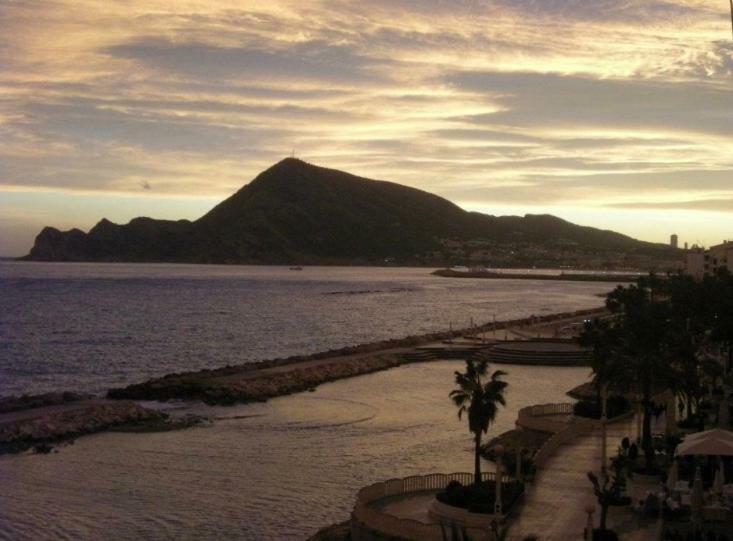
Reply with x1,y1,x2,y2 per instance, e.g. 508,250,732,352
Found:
0,262,611,540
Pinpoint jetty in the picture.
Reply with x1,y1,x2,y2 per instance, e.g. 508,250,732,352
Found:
108,307,604,406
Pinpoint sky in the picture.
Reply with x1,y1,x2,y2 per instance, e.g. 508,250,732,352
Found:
1,0,732,256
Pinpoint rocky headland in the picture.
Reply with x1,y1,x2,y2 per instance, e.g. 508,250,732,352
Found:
21,158,680,269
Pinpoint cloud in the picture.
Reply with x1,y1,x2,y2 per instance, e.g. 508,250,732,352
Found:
0,0,732,255
105,37,392,85
610,198,733,211
448,71,733,138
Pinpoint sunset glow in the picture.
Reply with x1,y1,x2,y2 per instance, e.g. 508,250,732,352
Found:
1,0,732,254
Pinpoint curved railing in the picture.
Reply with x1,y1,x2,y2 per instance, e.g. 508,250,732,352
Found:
516,402,576,433
519,402,637,469
351,472,512,541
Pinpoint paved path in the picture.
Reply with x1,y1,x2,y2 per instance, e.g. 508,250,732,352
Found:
508,413,663,541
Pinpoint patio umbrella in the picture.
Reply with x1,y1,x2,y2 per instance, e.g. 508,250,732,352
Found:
713,458,725,495
684,428,733,442
691,466,704,527
676,430,733,457
667,460,679,491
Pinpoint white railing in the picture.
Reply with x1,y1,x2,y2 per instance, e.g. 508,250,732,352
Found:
351,472,512,541
516,402,575,433
524,402,637,470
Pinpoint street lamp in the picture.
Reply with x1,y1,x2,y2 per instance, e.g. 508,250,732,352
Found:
494,444,504,517
584,504,595,541
601,385,608,475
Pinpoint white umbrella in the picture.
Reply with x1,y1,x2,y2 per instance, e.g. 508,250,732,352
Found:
691,466,704,526
667,460,679,491
676,430,733,457
684,428,733,442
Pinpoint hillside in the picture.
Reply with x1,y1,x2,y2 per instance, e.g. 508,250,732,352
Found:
21,158,680,269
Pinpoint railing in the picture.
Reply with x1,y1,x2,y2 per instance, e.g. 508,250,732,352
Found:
516,402,575,433
523,402,637,470
351,472,512,541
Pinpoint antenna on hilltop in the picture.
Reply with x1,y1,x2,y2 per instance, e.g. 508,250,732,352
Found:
290,149,296,159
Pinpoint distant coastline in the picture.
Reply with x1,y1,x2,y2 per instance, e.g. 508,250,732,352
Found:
433,268,640,282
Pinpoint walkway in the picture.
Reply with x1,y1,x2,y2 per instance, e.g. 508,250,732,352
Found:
508,413,663,541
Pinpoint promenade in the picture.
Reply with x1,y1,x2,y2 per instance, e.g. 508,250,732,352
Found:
508,412,665,541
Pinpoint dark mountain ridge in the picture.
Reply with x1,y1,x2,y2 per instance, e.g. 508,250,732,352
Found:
21,158,680,268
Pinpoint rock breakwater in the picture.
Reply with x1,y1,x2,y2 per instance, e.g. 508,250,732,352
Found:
108,307,605,406
0,399,166,454
109,353,406,405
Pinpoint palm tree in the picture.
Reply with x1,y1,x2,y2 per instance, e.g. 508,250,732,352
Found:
450,360,508,486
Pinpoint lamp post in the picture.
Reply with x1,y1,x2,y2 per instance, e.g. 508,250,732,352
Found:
636,392,642,443
666,390,677,435
601,385,608,475
494,444,504,517
584,504,595,541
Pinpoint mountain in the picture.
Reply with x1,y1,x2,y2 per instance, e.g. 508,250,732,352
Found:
21,158,680,268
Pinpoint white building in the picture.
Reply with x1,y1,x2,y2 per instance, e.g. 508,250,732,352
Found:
685,241,733,280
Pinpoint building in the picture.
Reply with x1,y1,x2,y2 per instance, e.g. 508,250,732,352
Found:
670,234,678,249
685,241,733,280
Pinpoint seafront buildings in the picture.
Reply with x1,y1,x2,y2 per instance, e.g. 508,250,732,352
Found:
686,241,733,280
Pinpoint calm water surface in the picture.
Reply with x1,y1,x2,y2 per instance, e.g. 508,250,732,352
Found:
0,262,609,396
0,262,606,539
0,362,590,540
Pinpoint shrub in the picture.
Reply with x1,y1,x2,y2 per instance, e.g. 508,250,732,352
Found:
677,415,704,429
592,529,619,541
435,480,525,514
573,396,630,419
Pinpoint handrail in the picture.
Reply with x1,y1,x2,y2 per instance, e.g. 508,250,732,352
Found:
516,402,575,432
351,472,511,541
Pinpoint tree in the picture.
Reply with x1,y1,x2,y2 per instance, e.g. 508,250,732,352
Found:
580,317,629,402
600,276,678,472
587,467,625,536
704,269,733,373
450,360,508,486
